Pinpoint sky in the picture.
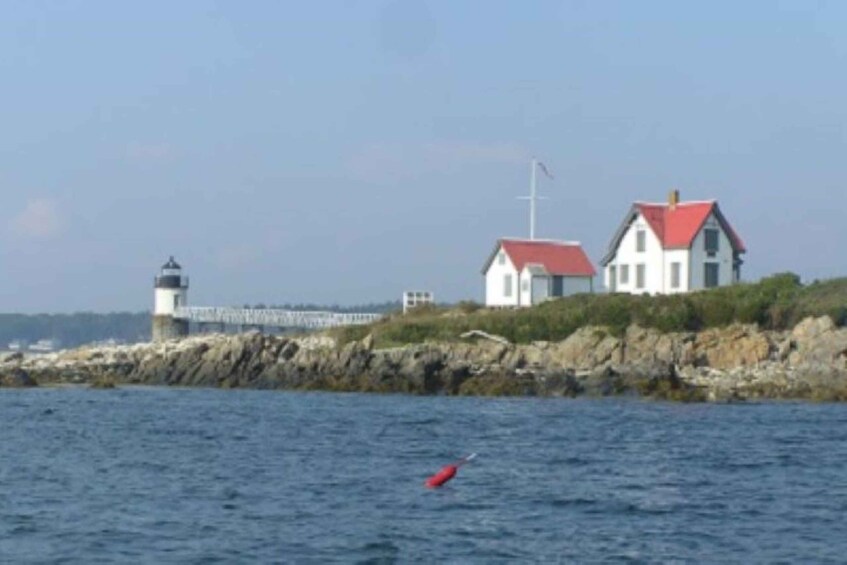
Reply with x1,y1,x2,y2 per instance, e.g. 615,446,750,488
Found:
1,0,846,313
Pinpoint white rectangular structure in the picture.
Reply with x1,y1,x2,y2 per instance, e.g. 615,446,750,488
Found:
403,291,434,314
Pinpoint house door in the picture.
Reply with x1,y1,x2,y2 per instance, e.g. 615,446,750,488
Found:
552,276,564,297
531,276,550,305
704,263,719,288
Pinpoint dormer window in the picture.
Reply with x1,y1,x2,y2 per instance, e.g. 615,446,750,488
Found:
636,230,646,253
704,229,719,255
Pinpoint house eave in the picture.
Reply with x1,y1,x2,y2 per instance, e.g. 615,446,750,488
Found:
600,205,640,267
481,240,507,274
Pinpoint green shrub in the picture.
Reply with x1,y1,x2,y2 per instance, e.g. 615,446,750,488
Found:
640,295,699,333
328,273,847,347
455,301,483,314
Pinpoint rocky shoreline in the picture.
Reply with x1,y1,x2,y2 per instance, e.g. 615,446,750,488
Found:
2,316,847,401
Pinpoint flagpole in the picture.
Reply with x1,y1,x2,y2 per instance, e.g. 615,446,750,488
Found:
518,157,549,240
530,157,537,240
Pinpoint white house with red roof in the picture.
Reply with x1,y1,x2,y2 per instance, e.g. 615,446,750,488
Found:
482,239,596,307
600,191,746,294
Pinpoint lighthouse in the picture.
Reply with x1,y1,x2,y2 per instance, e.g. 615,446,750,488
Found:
152,256,190,342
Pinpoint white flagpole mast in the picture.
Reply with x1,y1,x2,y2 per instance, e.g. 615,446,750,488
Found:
518,157,549,241
530,157,537,240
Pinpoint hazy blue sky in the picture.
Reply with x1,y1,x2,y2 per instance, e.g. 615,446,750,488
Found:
1,0,845,312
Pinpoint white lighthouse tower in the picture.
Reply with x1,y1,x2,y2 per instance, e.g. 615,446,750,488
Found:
152,256,190,341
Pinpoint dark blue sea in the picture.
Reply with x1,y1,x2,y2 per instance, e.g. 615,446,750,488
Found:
2,388,847,564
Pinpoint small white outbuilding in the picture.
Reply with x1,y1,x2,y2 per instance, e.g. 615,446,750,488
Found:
482,238,596,307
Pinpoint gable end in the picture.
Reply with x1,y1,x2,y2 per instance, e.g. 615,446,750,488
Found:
600,205,640,266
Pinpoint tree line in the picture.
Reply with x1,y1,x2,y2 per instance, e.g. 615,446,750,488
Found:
0,302,404,349
0,312,152,349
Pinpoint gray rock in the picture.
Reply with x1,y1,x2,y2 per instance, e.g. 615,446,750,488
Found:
6,316,847,401
1,351,24,364
0,367,38,387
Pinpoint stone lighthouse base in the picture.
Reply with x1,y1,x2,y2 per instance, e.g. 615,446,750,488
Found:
152,315,189,342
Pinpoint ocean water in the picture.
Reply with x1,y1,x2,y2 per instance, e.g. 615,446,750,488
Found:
2,388,847,564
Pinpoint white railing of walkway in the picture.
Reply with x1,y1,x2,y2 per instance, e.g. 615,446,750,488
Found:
174,306,383,329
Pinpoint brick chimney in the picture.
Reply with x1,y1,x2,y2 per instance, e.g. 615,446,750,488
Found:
668,189,680,210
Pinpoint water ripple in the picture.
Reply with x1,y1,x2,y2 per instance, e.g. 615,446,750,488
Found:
1,389,846,562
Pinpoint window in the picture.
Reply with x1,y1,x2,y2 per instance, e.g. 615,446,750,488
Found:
704,263,719,288
498,252,506,265
671,262,681,289
173,295,180,309
609,266,617,292
620,264,629,285
503,274,513,297
704,229,719,254
636,230,646,252
521,279,529,292
636,264,646,289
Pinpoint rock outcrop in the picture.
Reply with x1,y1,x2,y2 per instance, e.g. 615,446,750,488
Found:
0,366,38,388
5,317,847,401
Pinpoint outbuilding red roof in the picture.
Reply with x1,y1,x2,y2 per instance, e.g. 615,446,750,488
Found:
492,239,596,276
636,201,746,252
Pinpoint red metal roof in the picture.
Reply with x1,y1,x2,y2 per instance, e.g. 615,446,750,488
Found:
499,239,596,276
635,202,746,252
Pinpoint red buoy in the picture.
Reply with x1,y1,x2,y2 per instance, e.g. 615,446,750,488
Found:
425,464,458,488
425,453,476,488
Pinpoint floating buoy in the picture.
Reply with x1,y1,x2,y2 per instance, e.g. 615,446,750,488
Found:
425,453,476,488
